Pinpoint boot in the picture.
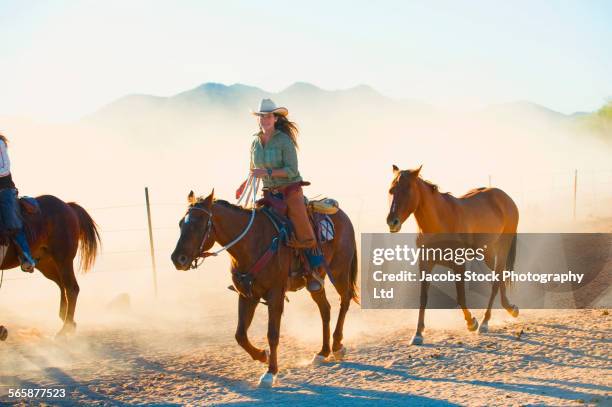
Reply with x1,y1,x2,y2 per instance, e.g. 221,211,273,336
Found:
307,272,324,292
285,186,316,249
305,249,324,292
14,230,36,273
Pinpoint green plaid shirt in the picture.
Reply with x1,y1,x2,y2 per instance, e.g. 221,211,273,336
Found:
250,130,302,188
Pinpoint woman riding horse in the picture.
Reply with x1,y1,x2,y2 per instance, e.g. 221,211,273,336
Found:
248,98,323,292
0,131,100,336
0,132,36,272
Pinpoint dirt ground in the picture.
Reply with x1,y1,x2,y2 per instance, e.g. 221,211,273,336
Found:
0,308,609,406
1,217,610,406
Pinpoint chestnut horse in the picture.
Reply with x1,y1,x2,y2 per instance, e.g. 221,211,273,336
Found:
171,190,359,387
1,195,100,336
386,165,519,345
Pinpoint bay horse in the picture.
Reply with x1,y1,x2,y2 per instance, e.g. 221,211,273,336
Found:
1,195,100,337
386,165,519,345
171,190,359,387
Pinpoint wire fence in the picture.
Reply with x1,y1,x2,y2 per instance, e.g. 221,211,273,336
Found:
0,168,611,287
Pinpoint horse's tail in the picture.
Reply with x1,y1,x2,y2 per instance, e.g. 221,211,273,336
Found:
504,234,518,287
68,202,101,272
349,244,360,304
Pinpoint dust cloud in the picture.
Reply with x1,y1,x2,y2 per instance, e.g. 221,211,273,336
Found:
0,90,610,379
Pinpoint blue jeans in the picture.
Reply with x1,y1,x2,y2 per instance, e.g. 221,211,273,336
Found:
0,188,23,230
0,188,33,262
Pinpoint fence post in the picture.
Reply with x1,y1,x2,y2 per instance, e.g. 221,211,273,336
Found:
573,169,578,221
145,187,158,298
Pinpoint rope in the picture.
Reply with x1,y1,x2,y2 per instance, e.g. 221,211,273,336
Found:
207,175,259,256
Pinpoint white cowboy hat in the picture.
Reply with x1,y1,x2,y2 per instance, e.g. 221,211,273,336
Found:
251,98,288,116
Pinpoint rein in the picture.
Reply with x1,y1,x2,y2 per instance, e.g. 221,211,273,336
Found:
187,176,293,300
190,176,259,269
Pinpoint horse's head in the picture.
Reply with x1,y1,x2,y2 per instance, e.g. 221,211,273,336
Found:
386,164,422,232
171,189,216,271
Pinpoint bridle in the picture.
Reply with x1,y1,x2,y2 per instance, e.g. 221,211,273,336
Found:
187,176,260,269
187,205,214,269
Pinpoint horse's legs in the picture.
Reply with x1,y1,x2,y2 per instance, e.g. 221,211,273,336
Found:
259,289,285,387
479,251,502,333
411,262,431,345
329,251,353,359
235,295,267,363
454,266,478,332
36,259,66,322
479,280,500,334
57,261,79,336
309,288,331,361
499,232,519,318
499,283,519,318
332,294,350,357
59,290,67,321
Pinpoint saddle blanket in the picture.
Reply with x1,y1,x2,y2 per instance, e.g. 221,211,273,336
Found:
318,215,335,242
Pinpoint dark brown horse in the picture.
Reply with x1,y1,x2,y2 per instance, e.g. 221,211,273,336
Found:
171,190,358,387
1,195,100,336
386,165,519,345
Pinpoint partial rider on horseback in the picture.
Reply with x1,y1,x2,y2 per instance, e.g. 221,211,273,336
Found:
0,132,36,272
247,99,324,292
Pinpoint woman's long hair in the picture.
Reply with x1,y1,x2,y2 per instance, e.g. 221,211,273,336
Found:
274,115,299,148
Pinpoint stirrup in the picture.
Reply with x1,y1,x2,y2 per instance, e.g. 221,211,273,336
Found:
306,270,324,293
20,262,35,273
20,255,36,273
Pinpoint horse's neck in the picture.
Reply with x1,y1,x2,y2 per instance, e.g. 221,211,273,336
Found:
413,180,453,233
210,202,264,265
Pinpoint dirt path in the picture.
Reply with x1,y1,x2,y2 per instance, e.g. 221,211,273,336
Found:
0,308,609,406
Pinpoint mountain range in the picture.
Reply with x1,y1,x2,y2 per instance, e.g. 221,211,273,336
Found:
84,82,609,144
87,82,582,122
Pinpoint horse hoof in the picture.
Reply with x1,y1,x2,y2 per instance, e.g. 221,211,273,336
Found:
258,372,277,388
478,321,489,334
0,326,7,341
312,354,328,365
259,349,270,364
468,317,479,332
411,334,424,346
509,305,519,318
55,322,77,339
333,346,347,361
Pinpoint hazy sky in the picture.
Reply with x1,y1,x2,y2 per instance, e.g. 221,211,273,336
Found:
1,0,611,120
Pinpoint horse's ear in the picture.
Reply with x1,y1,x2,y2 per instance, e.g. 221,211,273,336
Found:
203,188,215,207
392,164,399,174
413,165,423,177
188,190,196,204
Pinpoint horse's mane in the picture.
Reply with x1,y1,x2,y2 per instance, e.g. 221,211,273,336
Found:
460,187,487,198
419,176,488,199
395,171,451,196
209,198,257,214
419,176,455,196
421,177,440,192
